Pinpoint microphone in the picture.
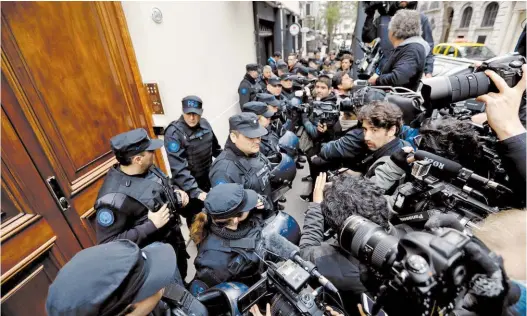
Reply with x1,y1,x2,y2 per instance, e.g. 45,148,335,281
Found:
264,233,339,294
413,150,512,194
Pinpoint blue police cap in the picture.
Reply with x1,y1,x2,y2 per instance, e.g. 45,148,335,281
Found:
268,77,282,86
182,95,203,115
46,240,178,316
242,101,274,118
229,112,268,138
110,128,163,159
255,93,280,108
204,183,259,219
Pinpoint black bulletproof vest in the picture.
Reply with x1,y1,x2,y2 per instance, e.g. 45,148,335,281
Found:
94,166,166,214
223,149,272,199
195,215,264,286
260,129,280,158
167,119,215,179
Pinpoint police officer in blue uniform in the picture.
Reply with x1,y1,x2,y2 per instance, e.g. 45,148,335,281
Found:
94,128,191,280
190,183,266,288
164,96,222,224
238,63,262,109
209,112,274,215
242,101,279,158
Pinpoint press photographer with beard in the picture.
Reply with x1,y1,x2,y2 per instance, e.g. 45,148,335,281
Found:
367,9,431,91
362,1,434,78
314,101,407,193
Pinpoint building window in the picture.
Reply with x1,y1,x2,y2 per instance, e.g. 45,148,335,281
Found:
306,3,311,16
460,7,473,28
477,35,487,44
420,2,429,11
481,2,499,27
429,2,440,10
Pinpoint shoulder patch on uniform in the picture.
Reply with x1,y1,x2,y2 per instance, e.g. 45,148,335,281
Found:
215,179,226,186
97,209,115,227
167,141,180,153
240,88,248,95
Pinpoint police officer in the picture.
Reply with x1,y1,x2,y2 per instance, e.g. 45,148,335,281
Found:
209,113,274,215
242,101,279,158
46,240,186,316
255,92,289,137
190,183,265,288
94,128,191,280
238,63,261,109
164,95,222,224
280,73,295,100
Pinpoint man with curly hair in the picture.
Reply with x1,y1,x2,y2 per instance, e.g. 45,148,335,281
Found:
299,173,409,314
367,9,430,91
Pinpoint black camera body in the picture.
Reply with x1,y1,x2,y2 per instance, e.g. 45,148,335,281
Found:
392,160,499,228
237,260,334,316
312,101,340,127
419,53,525,111
339,215,472,316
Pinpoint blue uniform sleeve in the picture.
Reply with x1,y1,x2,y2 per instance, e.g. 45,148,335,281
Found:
164,127,202,199
96,208,158,247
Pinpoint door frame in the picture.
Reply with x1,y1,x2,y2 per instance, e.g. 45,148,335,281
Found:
1,2,166,248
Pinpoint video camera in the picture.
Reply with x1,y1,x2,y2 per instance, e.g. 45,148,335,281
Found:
338,214,473,316
237,234,344,316
391,150,515,228
419,53,525,112
356,37,383,79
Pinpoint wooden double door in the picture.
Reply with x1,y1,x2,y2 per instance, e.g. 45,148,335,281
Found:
1,2,164,315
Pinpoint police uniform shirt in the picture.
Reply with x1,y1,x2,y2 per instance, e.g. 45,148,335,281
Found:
164,116,221,198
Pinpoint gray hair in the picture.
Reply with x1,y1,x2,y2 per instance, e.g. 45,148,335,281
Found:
263,65,272,72
388,9,421,40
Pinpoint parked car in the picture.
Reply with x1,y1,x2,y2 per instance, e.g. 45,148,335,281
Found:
433,43,496,61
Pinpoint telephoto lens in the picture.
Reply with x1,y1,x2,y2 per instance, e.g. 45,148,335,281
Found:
420,53,525,109
338,215,399,272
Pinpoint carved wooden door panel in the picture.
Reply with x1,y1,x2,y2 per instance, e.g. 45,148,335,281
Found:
1,104,82,315
1,1,161,247
1,2,161,315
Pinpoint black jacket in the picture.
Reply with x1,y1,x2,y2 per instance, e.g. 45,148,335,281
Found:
319,127,367,167
376,36,430,91
362,11,434,74
299,202,366,313
238,74,260,109
496,132,526,206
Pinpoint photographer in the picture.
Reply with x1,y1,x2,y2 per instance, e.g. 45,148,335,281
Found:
362,1,434,77
317,101,407,193
332,71,354,101
339,54,353,77
367,9,430,91
95,128,190,280
476,64,527,200
46,240,186,316
299,173,405,314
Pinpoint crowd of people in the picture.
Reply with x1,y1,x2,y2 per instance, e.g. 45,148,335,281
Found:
45,3,526,316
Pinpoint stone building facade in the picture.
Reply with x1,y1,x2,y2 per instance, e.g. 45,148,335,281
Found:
420,1,526,55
